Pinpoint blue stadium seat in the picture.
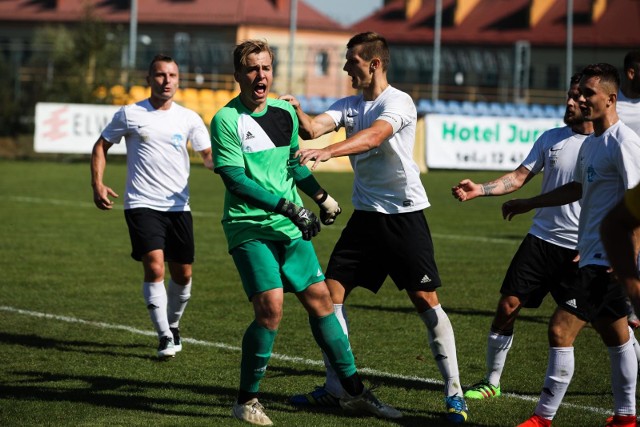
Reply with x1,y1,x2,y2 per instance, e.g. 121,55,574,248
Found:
502,102,518,117
416,99,433,114
432,100,448,114
296,94,309,111
530,104,546,118
543,104,560,118
475,101,490,116
488,102,505,116
307,96,326,115
514,103,530,117
460,101,476,115
446,100,462,115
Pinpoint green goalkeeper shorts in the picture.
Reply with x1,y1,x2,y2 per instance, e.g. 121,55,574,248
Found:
231,238,325,300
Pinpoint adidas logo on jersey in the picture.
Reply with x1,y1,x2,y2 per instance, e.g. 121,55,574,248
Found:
420,274,431,284
565,299,577,309
245,131,255,140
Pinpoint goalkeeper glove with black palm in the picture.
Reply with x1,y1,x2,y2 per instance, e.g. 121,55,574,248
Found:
316,190,342,225
276,199,321,240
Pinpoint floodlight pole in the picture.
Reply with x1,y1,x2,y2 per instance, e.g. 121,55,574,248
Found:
129,0,138,73
431,0,442,102
566,0,573,88
287,0,297,94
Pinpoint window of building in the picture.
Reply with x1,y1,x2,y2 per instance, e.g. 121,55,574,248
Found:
546,64,561,89
315,51,329,76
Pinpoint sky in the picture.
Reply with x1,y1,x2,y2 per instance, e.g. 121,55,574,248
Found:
302,0,384,26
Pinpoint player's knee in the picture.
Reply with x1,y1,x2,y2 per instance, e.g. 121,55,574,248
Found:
548,323,571,346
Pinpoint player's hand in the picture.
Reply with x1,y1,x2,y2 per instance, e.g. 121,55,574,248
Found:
92,184,119,210
502,199,532,221
316,190,341,225
452,179,481,201
279,94,300,110
296,148,331,171
277,199,321,240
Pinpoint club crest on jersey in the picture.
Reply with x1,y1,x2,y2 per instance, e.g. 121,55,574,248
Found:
171,134,183,150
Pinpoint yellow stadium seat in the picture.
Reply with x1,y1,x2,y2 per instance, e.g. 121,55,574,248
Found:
182,88,199,103
129,85,149,102
200,110,215,126
199,88,215,102
94,86,108,100
215,89,233,107
110,85,128,105
173,88,184,102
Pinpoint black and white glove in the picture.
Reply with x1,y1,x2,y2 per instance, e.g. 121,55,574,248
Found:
276,199,321,240
316,190,342,225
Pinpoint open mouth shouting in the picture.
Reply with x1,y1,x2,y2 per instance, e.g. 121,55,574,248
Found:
254,82,267,99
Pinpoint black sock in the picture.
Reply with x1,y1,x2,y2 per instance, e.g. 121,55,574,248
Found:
339,372,364,397
237,390,259,404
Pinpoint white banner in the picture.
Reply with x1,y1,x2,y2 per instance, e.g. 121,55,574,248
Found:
425,114,563,170
34,103,124,154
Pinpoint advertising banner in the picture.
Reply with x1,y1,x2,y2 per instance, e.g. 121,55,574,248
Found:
425,114,563,170
34,103,124,154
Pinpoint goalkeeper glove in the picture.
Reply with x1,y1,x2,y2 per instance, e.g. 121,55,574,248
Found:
316,190,342,225
276,199,321,240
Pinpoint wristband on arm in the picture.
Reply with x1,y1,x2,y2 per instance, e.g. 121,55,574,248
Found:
316,190,342,225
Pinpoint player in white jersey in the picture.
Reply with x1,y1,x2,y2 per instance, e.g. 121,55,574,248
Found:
615,50,640,329
451,74,592,401
505,63,640,427
617,50,640,136
91,54,213,358
281,31,468,424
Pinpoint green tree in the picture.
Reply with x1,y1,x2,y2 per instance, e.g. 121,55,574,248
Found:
28,5,123,104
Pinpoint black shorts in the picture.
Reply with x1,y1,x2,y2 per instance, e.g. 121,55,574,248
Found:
500,234,578,308
124,208,194,264
326,210,441,293
553,265,628,322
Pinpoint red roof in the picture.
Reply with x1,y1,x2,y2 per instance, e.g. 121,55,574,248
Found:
0,0,344,31
352,0,640,47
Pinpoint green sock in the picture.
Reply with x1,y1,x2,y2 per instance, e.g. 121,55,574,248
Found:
239,320,277,393
309,313,357,379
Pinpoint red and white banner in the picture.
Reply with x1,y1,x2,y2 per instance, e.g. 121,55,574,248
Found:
34,103,125,154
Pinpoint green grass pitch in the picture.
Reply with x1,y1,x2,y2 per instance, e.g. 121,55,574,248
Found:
0,159,619,426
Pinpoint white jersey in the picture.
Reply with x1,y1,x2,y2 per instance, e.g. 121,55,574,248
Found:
617,90,640,136
521,126,587,249
574,120,640,267
101,99,211,211
324,85,429,214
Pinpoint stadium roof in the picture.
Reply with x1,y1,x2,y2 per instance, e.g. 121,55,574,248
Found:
352,0,640,47
0,0,344,31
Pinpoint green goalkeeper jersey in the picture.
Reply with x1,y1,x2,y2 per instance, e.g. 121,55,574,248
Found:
211,97,304,250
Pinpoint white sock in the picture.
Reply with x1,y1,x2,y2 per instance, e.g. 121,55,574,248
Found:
609,335,637,416
535,347,574,420
323,304,348,398
167,279,192,328
419,304,462,396
486,330,514,387
629,327,640,368
142,281,171,339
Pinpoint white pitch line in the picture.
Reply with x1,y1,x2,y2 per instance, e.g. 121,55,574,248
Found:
1,305,610,416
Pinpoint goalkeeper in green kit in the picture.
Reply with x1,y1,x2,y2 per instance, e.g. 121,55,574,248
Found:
210,39,401,426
